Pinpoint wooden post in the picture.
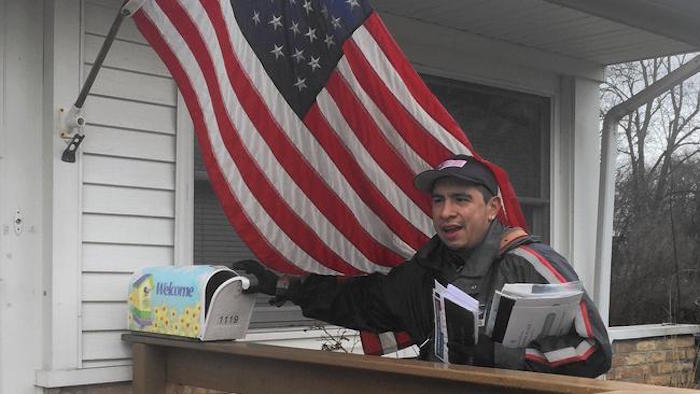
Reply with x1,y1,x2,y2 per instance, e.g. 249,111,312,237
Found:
131,342,166,394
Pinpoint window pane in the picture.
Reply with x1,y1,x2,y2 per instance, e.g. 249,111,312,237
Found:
606,60,700,326
423,75,551,240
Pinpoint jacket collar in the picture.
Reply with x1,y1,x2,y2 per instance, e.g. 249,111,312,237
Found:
457,220,505,278
415,221,506,279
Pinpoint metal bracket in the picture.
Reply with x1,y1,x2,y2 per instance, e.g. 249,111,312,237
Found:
58,106,86,163
58,105,86,140
61,134,85,163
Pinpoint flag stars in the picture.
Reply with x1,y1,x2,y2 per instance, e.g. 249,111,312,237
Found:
270,44,284,60
308,56,321,71
304,27,317,43
331,16,342,29
235,0,372,116
269,15,283,30
302,0,313,14
292,48,305,63
289,21,301,36
293,77,307,91
324,34,335,48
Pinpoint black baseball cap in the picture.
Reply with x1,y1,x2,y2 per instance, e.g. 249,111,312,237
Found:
413,154,498,195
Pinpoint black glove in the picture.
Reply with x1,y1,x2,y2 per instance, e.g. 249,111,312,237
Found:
232,259,279,296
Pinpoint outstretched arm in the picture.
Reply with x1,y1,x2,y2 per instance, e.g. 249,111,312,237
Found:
234,258,431,336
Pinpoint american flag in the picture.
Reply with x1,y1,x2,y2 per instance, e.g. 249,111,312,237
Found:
132,0,525,354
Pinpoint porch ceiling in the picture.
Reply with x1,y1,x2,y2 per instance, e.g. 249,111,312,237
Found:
372,0,700,66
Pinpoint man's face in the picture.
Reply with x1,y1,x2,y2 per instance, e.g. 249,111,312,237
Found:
431,178,501,250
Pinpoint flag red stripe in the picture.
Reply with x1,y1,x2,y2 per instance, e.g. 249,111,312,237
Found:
355,16,525,229
325,71,431,216
483,161,528,227
358,15,527,228
158,0,362,275
304,105,430,252
359,331,383,355
394,331,414,349
363,13,476,153
201,0,405,269
342,39,453,168
133,10,304,275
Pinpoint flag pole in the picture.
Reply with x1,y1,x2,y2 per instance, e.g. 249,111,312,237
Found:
60,0,144,162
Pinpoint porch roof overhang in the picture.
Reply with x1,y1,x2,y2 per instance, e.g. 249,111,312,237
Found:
373,0,700,66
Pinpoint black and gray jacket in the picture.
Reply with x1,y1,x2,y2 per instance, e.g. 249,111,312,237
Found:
286,221,612,377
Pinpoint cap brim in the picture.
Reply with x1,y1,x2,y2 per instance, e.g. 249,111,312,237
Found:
413,169,446,192
414,168,488,193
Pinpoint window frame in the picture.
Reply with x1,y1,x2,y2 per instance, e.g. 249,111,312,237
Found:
421,74,552,241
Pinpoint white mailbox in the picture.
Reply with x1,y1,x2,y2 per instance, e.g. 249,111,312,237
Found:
127,265,255,341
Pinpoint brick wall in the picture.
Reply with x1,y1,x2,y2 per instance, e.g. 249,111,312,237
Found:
607,335,698,387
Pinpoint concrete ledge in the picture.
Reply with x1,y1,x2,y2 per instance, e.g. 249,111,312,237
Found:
35,366,132,388
608,324,700,341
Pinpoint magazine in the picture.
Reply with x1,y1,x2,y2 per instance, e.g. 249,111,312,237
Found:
432,280,479,362
485,282,583,348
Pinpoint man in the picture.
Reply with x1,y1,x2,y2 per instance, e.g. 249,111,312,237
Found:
240,154,611,377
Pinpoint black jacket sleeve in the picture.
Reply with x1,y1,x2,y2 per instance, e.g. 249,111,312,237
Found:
287,259,434,342
495,243,612,378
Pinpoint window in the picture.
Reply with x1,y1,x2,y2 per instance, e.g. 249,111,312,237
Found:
604,59,700,326
193,76,552,329
423,75,551,240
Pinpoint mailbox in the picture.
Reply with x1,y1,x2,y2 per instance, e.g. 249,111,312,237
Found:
127,265,255,341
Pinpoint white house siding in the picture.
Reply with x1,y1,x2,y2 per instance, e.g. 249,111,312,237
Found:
78,0,178,368
0,1,45,393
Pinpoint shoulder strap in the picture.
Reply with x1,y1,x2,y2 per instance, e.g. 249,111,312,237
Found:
477,227,532,319
498,226,529,256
